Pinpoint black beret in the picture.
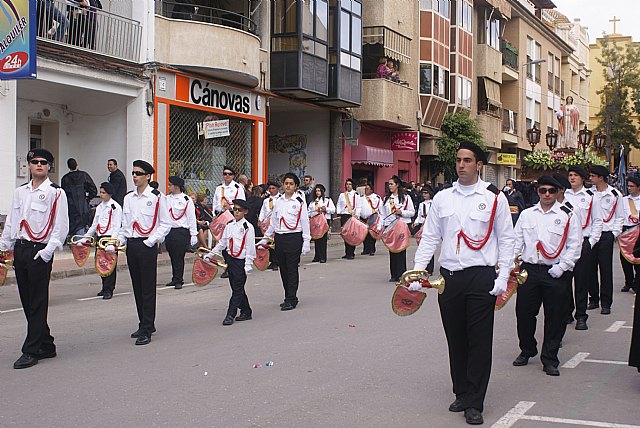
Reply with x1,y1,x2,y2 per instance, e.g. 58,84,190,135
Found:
345,178,354,185
133,160,155,174
552,173,571,189
628,176,640,186
27,148,54,163
537,175,562,188
168,175,185,188
267,181,280,188
232,199,249,210
284,172,300,186
222,165,236,175
100,182,114,195
590,165,609,178
315,184,326,193
457,140,488,164
568,166,588,180
422,184,435,196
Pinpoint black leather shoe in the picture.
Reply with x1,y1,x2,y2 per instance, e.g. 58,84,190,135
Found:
235,313,252,321
543,365,560,376
36,348,57,360
311,258,320,262
220,271,229,279
165,281,177,287
13,353,38,369
360,251,370,255
601,307,611,315
622,285,631,292
346,256,355,260
587,302,599,310
513,353,531,366
575,319,588,330
320,260,326,263
97,290,105,297
281,302,296,311
272,265,279,271
369,252,375,256
341,255,349,259
174,282,183,290
449,398,465,412
464,408,483,425
222,316,234,325
103,292,112,300
131,328,156,338
135,335,151,345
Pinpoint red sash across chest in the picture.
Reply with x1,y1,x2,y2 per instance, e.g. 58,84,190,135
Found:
169,199,188,221
456,194,499,252
133,198,160,237
229,226,248,258
20,190,62,242
280,203,303,230
603,196,618,223
96,208,113,235
536,215,572,259
582,199,593,229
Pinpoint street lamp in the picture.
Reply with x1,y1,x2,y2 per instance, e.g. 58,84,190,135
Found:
577,125,592,157
545,130,558,151
594,132,606,152
526,124,541,151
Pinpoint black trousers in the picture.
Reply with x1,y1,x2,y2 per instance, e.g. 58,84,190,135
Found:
226,257,251,317
275,232,303,305
389,249,406,281
13,240,55,356
590,231,614,308
438,266,496,412
568,238,592,321
620,226,640,290
361,216,376,255
126,238,158,335
517,263,570,368
313,218,329,262
97,235,116,293
340,214,355,257
165,227,189,283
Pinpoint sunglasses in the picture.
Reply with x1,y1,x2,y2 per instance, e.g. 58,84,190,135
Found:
30,159,49,165
538,187,558,195
223,172,234,176
131,171,148,176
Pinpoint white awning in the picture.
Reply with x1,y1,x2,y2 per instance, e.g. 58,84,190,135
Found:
363,26,411,64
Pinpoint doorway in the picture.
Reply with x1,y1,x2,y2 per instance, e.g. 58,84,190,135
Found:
29,120,60,183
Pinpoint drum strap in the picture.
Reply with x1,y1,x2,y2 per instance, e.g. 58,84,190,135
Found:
628,198,639,224
344,192,355,213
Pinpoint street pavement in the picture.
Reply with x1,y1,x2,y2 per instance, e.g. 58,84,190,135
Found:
0,241,639,427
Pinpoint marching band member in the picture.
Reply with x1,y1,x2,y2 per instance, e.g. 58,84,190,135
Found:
411,141,514,425
360,183,380,256
336,178,361,260
412,184,435,273
512,175,582,376
259,181,281,271
588,165,624,314
308,184,335,263
211,199,256,325
564,166,602,330
620,176,640,293
261,173,311,311
117,160,171,345
212,166,246,214
378,176,415,282
0,149,69,369
83,182,122,299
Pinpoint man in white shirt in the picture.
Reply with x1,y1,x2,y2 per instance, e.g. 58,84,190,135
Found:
212,166,246,214
360,183,381,256
336,178,361,259
620,176,640,293
259,181,280,270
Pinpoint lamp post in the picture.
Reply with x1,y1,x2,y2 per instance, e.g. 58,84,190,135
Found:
594,132,606,152
526,124,541,151
577,124,592,157
545,130,558,151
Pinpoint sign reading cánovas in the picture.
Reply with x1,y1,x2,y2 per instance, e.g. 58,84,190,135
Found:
0,0,36,80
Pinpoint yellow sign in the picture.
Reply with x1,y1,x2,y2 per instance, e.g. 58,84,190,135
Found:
497,153,516,165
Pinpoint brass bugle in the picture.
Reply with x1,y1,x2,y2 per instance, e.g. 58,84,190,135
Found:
97,237,126,252
70,235,95,246
397,269,446,294
255,237,275,249
514,259,528,285
196,247,228,269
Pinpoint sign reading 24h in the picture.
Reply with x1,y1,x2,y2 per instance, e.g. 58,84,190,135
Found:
0,0,36,80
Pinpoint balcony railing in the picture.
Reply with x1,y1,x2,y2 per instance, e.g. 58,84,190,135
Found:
501,42,518,71
155,0,256,34
36,0,142,62
502,109,518,135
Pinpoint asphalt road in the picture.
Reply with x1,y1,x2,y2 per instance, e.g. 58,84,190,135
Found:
0,243,638,427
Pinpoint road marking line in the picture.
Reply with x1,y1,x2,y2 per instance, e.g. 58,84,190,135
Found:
563,352,627,368
76,292,132,301
0,308,22,314
606,321,632,332
492,401,640,428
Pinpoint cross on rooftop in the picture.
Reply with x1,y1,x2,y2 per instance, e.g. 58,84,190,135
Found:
609,16,620,34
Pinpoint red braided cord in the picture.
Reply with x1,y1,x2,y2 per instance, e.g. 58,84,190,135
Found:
20,191,61,242
456,195,499,251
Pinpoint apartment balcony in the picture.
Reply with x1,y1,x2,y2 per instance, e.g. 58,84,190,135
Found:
353,78,415,129
501,41,518,81
476,45,502,84
36,0,142,62
154,0,261,87
501,109,518,146
476,111,502,150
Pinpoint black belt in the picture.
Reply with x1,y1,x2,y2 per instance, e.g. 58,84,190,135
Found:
440,265,494,276
522,262,553,270
15,238,46,247
127,237,147,241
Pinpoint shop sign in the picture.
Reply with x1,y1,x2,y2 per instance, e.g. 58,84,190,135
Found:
203,119,230,139
497,153,517,165
0,0,36,80
391,131,419,151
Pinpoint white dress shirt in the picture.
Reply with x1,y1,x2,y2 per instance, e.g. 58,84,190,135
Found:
592,185,624,236
0,178,69,251
414,200,432,225
336,190,361,217
213,218,256,267
414,178,515,280
308,197,336,220
265,193,311,245
86,198,122,237
259,193,280,222
166,192,198,237
119,185,171,245
212,180,246,213
513,201,582,272
564,186,603,245
378,194,416,226
622,194,640,227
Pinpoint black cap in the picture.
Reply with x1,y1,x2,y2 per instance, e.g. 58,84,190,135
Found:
568,166,588,180
537,175,562,188
284,172,300,186
628,176,640,186
100,182,114,195
315,184,326,193
345,178,354,186
222,165,236,175
133,160,155,174
552,172,571,190
267,181,280,188
422,184,435,197
590,165,609,178
27,148,54,163
168,175,185,188
232,199,249,210
457,140,488,164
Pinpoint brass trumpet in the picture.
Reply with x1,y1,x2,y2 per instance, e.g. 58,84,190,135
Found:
196,247,228,269
70,235,95,246
397,269,446,294
0,250,14,286
97,237,126,252
255,237,275,250
513,259,528,285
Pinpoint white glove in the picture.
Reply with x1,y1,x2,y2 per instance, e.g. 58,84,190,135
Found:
105,245,116,254
77,237,91,246
589,238,596,249
190,236,198,247
548,264,564,279
34,246,55,263
143,239,153,248
244,264,253,274
257,238,269,247
302,242,310,256
408,281,422,291
490,277,509,296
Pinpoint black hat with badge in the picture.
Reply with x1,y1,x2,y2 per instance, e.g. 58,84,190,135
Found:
133,159,155,175
590,165,609,179
232,199,249,210
457,140,488,164
552,172,571,190
422,184,435,197
537,175,562,188
168,175,185,189
27,148,54,163
100,182,114,195
267,180,280,188
568,165,588,180
628,176,640,186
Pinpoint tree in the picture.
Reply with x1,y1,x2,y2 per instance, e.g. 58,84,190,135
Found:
594,36,640,159
432,111,486,182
